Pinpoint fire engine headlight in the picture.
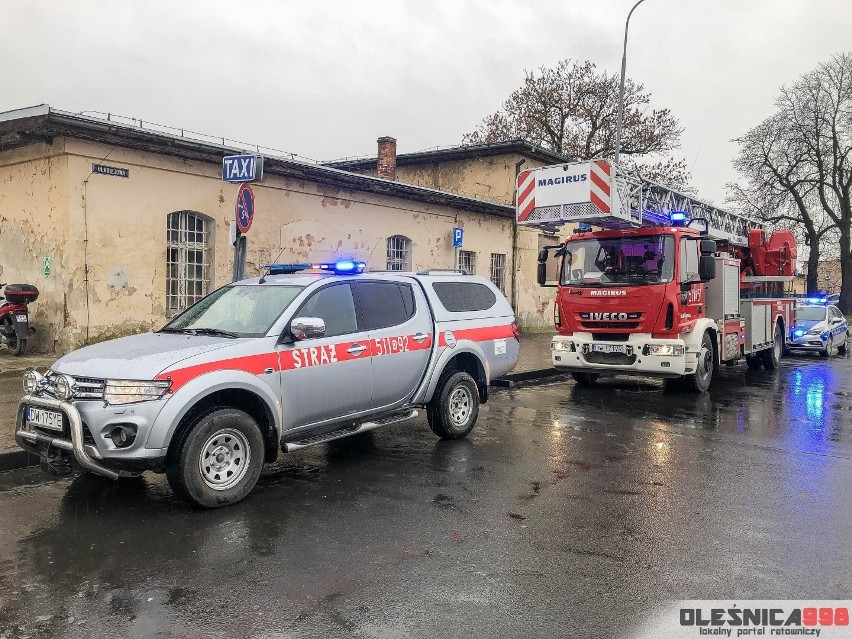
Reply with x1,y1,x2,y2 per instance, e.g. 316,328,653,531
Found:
23,370,41,394
103,380,171,405
552,339,572,351
54,374,75,400
645,344,685,357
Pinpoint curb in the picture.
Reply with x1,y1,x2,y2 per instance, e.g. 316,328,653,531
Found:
0,367,571,474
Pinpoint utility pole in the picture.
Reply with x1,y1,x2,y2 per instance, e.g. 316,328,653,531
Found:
613,0,647,169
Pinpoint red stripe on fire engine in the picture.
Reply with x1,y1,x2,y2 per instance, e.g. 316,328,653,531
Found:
517,169,531,186
593,160,611,176
518,178,535,204
590,191,610,214
589,169,610,197
518,198,536,221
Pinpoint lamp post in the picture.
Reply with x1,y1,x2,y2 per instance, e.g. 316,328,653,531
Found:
613,0,646,169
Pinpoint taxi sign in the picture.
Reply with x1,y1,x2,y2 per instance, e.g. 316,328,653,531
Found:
236,184,255,233
223,154,263,182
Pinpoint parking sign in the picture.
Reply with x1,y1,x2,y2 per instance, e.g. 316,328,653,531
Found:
452,227,464,248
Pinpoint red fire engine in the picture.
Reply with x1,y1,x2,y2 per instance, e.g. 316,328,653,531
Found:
518,160,797,391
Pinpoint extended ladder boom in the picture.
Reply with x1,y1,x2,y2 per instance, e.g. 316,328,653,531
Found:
516,160,762,245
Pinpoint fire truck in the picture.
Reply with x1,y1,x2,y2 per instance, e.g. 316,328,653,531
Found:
517,160,797,391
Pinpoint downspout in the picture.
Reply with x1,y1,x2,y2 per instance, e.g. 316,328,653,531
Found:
511,159,525,313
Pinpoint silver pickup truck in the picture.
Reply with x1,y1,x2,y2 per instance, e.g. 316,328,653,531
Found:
17,264,519,507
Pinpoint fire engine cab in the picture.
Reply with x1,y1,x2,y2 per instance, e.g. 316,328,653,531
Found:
518,160,797,392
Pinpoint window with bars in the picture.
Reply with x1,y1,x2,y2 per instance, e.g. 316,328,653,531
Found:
166,211,212,311
490,253,506,292
386,235,412,271
458,250,476,275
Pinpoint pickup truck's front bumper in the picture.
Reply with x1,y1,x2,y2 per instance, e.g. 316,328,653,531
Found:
16,395,166,478
551,334,691,378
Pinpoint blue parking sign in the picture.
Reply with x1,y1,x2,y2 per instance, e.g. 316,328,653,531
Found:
452,227,464,248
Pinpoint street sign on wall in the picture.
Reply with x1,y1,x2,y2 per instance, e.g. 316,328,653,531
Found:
235,183,255,233
222,155,264,182
452,227,464,248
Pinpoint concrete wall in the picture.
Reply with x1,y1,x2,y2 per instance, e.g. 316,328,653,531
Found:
3,139,516,353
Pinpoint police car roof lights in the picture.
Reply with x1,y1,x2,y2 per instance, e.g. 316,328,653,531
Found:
798,296,828,305
263,261,366,276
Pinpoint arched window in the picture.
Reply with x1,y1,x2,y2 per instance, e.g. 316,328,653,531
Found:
386,235,412,271
166,211,212,311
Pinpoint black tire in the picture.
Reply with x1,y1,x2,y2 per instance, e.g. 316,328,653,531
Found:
760,323,783,370
427,371,480,440
7,335,26,356
838,333,848,355
745,354,762,371
820,346,830,358
571,372,600,386
682,331,714,392
166,408,264,508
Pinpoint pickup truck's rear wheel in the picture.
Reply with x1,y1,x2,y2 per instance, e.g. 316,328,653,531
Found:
427,371,480,440
166,408,264,508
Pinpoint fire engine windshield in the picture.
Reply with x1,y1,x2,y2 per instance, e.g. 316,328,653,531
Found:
162,284,305,338
561,235,675,286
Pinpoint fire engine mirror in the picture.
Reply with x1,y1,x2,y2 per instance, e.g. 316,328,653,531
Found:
699,239,717,255
698,255,716,282
537,262,547,286
290,317,326,341
538,249,549,263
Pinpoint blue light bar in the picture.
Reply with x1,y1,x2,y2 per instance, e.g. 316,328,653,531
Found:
803,296,828,305
670,211,687,225
263,261,366,275
792,328,805,338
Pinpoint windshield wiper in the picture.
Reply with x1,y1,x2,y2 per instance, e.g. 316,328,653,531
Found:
187,328,240,338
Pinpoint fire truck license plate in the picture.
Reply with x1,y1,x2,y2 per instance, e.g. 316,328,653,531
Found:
591,344,626,354
27,407,63,432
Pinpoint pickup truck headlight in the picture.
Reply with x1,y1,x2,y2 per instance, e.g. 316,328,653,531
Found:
103,380,171,405
645,344,685,357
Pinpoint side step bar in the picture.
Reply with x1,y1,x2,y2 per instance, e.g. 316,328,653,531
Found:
282,409,419,452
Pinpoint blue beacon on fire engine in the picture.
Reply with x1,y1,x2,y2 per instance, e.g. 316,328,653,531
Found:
670,211,687,225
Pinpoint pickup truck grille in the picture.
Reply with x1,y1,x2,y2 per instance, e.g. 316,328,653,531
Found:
41,372,106,400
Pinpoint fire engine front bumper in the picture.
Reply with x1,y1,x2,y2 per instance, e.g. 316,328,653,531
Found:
551,334,691,378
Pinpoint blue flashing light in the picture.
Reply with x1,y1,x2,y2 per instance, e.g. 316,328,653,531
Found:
801,296,828,305
670,211,687,225
577,223,592,232
792,328,806,338
263,261,366,275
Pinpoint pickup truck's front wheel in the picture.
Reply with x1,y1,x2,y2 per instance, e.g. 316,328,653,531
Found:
427,371,480,440
166,408,264,508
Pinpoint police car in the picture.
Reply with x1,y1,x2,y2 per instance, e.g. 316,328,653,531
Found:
788,299,848,357
16,262,520,507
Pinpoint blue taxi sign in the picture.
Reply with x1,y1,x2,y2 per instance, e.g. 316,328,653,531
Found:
223,154,263,182
236,184,255,234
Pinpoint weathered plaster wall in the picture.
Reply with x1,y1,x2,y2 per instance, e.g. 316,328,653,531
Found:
0,142,70,351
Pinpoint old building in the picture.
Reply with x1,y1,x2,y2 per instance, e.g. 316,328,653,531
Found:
0,106,524,353
329,139,576,330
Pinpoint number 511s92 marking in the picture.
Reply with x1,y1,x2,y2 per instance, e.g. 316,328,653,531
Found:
374,336,410,356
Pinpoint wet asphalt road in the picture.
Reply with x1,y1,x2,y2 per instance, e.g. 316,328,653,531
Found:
0,353,851,639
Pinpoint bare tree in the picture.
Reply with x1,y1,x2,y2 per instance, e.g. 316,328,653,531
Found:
730,113,836,293
463,59,690,188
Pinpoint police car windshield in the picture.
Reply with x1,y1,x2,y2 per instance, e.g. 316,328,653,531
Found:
561,235,675,286
796,306,827,321
163,284,304,338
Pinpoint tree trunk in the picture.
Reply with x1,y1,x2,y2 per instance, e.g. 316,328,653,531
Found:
806,240,820,294
839,231,852,315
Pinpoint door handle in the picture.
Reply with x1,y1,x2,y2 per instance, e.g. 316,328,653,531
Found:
412,333,429,343
347,344,367,355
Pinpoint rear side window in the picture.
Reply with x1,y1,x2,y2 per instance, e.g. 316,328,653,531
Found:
355,281,416,330
432,282,497,313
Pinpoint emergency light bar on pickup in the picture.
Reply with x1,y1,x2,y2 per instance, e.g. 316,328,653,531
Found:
516,160,764,244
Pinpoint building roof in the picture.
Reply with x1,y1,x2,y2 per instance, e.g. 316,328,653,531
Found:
0,105,515,219
326,139,573,171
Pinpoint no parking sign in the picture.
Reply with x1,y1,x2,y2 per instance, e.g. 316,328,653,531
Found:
236,183,255,234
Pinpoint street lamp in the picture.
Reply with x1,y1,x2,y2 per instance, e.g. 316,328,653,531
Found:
613,0,647,169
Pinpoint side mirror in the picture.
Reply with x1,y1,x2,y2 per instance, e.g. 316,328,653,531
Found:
290,317,325,341
831,317,843,325
537,262,548,287
538,248,549,263
699,239,717,255
699,255,716,282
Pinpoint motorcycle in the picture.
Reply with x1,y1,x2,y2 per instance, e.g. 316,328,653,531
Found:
0,283,38,356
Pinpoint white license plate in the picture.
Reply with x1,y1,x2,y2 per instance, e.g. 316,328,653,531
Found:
27,406,63,432
15,315,27,322
591,344,626,354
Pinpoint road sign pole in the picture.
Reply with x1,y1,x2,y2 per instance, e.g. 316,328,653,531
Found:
232,230,246,282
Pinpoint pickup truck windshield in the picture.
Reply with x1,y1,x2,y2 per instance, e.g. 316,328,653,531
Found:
561,235,675,286
162,284,304,338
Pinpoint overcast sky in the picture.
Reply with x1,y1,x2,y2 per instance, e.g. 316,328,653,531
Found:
4,1,850,204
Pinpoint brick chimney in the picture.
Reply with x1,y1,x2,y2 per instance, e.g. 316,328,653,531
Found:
377,136,397,180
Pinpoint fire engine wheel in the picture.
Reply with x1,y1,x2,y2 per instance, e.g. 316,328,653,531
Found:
571,372,600,386
427,370,480,440
6,335,26,356
166,408,265,508
761,323,783,370
745,355,763,371
683,331,714,393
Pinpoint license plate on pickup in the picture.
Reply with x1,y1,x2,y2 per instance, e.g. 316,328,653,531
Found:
591,344,626,354
26,406,63,432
